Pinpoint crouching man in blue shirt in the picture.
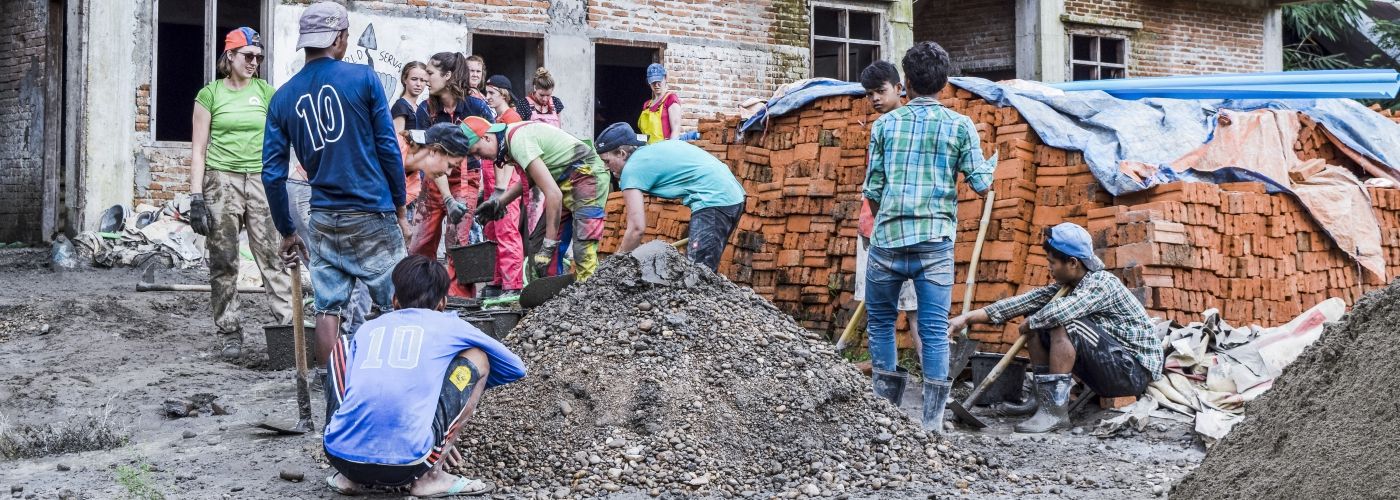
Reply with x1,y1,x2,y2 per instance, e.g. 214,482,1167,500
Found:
322,255,526,497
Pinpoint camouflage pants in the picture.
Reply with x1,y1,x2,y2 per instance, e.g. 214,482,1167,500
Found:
203,170,294,338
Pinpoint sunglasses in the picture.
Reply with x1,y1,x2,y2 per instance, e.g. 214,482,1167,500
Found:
234,51,264,64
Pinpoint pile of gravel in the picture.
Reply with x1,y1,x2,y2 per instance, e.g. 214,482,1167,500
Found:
1173,279,1400,499
455,242,987,498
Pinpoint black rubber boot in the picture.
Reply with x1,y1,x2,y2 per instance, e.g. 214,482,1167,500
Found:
1014,374,1072,434
871,367,909,406
989,365,1047,417
921,378,952,433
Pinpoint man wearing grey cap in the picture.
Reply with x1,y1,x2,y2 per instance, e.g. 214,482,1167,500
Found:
948,223,1164,433
262,2,408,371
595,122,746,271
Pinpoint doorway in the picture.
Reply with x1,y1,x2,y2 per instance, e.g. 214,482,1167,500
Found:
594,44,660,133
471,34,543,107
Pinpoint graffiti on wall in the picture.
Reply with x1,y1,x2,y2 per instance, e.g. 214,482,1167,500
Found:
270,5,468,100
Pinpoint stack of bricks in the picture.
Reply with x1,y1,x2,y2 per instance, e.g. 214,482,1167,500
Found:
598,87,1400,352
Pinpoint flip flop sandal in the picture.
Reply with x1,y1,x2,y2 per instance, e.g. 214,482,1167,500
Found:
325,473,367,496
424,476,495,498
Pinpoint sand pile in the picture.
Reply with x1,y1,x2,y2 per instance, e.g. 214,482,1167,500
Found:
1173,279,1400,499
454,243,986,498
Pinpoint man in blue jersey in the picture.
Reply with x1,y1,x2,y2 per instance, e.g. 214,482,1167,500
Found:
323,255,525,496
594,122,747,271
263,2,408,365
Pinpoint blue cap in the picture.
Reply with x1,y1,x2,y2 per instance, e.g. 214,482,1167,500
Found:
646,63,667,84
595,122,647,154
1046,222,1104,271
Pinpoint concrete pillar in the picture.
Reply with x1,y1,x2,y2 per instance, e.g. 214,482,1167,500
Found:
543,33,594,139
1015,0,1066,83
78,0,139,230
1262,7,1283,72
887,0,914,64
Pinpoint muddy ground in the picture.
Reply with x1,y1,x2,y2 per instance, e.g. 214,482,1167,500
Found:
0,248,1202,499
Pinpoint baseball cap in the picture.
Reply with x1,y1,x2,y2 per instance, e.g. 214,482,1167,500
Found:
224,27,261,53
646,63,667,84
595,122,647,154
1046,223,1104,271
459,117,507,151
486,75,514,97
296,2,350,50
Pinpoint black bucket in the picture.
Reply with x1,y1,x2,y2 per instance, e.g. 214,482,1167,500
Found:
488,309,522,337
447,241,498,285
461,313,497,339
263,323,318,371
969,353,1028,406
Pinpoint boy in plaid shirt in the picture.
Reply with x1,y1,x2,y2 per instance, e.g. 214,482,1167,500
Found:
949,223,1164,433
862,41,994,433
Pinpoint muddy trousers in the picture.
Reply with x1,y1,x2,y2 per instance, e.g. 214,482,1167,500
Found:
412,164,480,297
203,170,294,338
483,162,526,291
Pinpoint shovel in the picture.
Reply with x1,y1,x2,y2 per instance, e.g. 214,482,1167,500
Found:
254,262,315,436
950,286,1069,429
947,190,997,380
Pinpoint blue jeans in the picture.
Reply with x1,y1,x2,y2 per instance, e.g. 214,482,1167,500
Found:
865,240,954,382
289,181,372,333
306,211,405,318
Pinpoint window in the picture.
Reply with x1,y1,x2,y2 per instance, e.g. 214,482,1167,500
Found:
1069,34,1126,81
811,6,881,82
154,0,262,142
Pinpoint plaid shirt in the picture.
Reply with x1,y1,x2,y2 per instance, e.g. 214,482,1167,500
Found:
984,270,1164,379
863,97,993,249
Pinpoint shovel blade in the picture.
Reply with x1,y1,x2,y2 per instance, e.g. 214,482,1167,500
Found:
252,420,310,436
947,338,980,379
949,402,987,429
520,274,575,309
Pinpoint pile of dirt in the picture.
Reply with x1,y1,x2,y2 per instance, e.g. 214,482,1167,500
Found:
455,243,989,498
1173,279,1400,499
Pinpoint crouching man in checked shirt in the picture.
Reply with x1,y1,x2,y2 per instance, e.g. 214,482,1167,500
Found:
948,223,1164,433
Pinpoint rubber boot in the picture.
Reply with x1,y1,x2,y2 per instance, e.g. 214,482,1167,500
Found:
921,378,952,434
871,367,909,406
990,365,1047,417
1014,374,1072,434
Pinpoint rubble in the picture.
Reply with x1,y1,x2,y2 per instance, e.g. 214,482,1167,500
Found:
1172,279,1400,499
454,242,988,498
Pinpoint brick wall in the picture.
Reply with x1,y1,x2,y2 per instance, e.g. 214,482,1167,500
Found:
1065,0,1268,77
913,0,1016,77
0,0,48,242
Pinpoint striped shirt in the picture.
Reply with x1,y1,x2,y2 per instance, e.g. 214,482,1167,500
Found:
863,97,994,249
983,270,1164,379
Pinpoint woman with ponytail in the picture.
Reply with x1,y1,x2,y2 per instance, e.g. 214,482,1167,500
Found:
517,67,565,127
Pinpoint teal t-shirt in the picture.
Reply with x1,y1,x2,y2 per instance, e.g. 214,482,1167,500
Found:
195,78,275,173
618,140,746,211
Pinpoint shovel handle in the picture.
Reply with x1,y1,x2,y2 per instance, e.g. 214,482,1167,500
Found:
672,238,689,249
961,286,1068,407
289,265,314,427
835,301,867,350
958,191,996,339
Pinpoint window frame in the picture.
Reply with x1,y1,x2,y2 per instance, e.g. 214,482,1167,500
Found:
809,2,886,82
1067,33,1129,82
150,0,271,145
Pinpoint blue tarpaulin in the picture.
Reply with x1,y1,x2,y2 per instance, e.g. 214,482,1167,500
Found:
1051,69,1400,100
732,76,1400,196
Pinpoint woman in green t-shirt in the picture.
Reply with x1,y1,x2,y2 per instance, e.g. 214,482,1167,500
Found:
187,27,294,359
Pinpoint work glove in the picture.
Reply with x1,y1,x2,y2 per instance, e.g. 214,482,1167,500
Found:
189,193,212,236
531,238,559,278
475,189,507,223
446,197,469,225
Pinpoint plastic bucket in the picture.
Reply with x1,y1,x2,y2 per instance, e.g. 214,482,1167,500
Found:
488,309,522,337
969,353,1028,406
447,241,498,285
263,323,318,371
461,313,497,339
